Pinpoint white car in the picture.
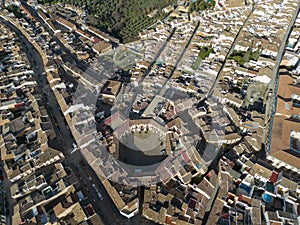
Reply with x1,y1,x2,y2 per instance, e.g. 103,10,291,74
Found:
72,143,77,150
69,143,79,155
1,215,6,224
97,192,103,200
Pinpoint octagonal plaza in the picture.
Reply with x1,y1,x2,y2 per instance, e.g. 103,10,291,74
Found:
114,119,169,166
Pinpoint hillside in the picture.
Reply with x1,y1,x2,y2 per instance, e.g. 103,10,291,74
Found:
40,0,176,42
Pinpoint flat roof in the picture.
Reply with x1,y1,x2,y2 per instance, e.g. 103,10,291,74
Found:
100,80,121,97
270,74,300,168
93,41,111,53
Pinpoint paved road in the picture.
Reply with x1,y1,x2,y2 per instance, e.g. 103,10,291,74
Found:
10,8,154,222
122,27,176,115
21,1,89,71
265,2,300,153
70,150,157,225
1,15,158,225
207,3,256,97
121,21,199,115
0,164,13,225
0,18,59,225
1,18,74,150
158,21,200,97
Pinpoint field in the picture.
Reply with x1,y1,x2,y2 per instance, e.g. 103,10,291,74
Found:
40,0,176,42
88,0,177,42
189,0,216,12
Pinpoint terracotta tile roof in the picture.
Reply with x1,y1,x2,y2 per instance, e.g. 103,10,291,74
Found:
270,74,300,168
269,171,278,183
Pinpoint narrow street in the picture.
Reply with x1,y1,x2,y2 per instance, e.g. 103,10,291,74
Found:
21,1,87,70
207,2,256,97
1,0,300,224
69,150,157,225
124,27,177,115
1,15,157,225
0,16,74,225
0,166,13,225
1,18,74,151
265,1,300,153
158,21,200,97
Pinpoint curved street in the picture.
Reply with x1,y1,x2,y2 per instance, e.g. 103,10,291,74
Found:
0,17,157,225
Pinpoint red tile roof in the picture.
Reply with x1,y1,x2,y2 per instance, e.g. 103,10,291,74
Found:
181,151,191,163
165,215,172,224
269,171,278,183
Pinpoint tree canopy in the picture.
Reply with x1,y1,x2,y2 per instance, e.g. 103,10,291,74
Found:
39,0,176,42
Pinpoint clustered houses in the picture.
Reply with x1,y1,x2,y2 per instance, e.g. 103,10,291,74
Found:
171,0,251,98
1,0,300,224
268,11,300,175
0,7,107,225
141,147,300,225
142,170,219,225
0,23,63,184
208,157,300,225
68,107,210,219
132,0,300,224
31,0,300,224
36,4,114,62
1,5,61,67
53,2,244,223
213,0,300,154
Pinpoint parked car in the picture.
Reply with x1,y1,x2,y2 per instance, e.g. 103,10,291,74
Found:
96,191,103,200
72,143,77,150
1,215,6,224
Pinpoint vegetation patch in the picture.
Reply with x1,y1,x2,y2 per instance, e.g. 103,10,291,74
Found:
193,46,213,69
40,0,176,43
37,0,58,5
189,0,216,12
228,48,261,66
6,4,23,18
191,174,203,184
0,50,8,61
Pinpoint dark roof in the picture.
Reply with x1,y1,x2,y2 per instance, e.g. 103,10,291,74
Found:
269,171,278,183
